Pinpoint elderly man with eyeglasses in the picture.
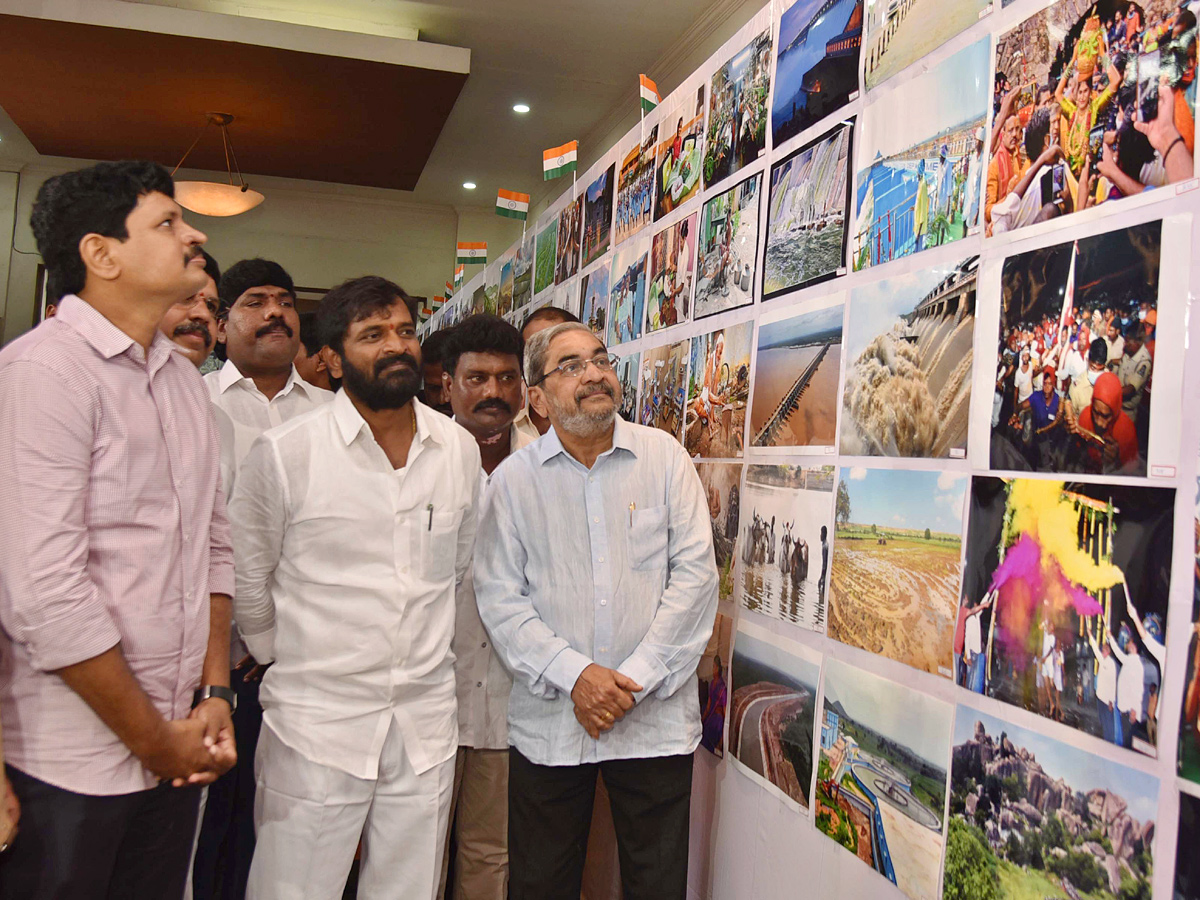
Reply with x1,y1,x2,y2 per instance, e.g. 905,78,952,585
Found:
474,322,718,900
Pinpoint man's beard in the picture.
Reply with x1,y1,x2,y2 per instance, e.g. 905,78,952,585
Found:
341,352,421,411
546,382,620,438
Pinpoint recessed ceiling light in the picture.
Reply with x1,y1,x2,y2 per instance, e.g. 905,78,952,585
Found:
513,103,530,113
463,181,476,190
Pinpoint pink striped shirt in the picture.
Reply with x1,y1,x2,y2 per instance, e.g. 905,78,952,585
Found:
0,295,234,795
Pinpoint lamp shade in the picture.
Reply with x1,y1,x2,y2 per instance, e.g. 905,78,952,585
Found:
174,181,265,217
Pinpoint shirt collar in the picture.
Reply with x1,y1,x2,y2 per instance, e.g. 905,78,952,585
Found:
55,294,178,369
535,416,636,465
332,390,441,448
215,359,311,398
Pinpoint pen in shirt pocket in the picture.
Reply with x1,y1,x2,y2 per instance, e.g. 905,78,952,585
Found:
426,503,434,531
629,502,635,527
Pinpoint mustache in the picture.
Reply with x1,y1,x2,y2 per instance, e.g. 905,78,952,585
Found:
473,398,513,414
374,353,419,377
173,321,211,344
575,383,614,402
255,320,293,339
184,246,203,264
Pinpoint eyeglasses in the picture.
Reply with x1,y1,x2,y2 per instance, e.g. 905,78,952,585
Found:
532,352,619,387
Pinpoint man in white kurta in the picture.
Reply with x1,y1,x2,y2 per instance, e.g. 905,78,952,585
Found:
229,276,479,900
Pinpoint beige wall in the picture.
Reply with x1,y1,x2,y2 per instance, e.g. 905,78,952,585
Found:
1,160,462,344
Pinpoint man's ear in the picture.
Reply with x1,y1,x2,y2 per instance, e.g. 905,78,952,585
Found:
317,346,337,375
78,233,120,285
441,370,453,394
529,385,550,419
326,350,344,381
216,317,228,346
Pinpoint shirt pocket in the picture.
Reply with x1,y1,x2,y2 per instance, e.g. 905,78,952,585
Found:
419,508,464,583
627,505,669,571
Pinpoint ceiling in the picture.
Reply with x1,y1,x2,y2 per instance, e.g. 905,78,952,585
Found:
0,0,741,209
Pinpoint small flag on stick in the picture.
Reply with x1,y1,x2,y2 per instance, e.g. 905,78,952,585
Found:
543,141,578,181
639,75,660,113
457,242,487,264
496,188,530,220
454,265,465,288
445,280,455,295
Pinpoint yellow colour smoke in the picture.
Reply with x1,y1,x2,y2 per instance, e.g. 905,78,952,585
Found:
1007,479,1123,590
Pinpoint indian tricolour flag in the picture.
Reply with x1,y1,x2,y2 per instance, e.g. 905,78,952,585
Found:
543,141,578,181
457,242,487,264
454,265,465,288
445,280,455,295
496,188,530,220
639,75,660,113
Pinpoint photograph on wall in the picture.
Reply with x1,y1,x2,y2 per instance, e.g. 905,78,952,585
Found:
699,611,735,756
728,618,821,812
582,163,616,267
655,85,707,220
829,467,966,677
1179,476,1200,782
694,171,762,319
815,658,951,900
853,38,989,271
579,266,610,340
483,271,499,316
513,235,534,309
546,279,580,319
534,219,558,296
986,1,1197,235
608,241,648,346
990,220,1161,478
704,28,773,188
647,212,697,333
1177,791,1200,900
617,351,640,422
862,0,991,91
685,321,752,459
961,476,1174,758
763,119,852,299
772,0,863,147
499,256,515,317
945,706,1159,900
739,464,834,633
697,462,743,600
614,125,659,246
554,195,583,285
841,256,976,458
639,339,689,440
751,298,844,449
471,283,488,315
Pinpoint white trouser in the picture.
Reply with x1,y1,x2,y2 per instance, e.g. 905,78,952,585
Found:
247,718,454,900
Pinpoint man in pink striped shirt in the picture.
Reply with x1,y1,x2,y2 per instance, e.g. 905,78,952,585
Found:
0,160,237,900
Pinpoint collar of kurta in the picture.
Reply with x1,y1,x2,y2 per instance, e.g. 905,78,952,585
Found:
331,389,442,449
535,415,637,466
56,293,176,371
214,357,311,399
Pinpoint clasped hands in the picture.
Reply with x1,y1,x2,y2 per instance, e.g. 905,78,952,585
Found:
570,664,643,739
141,698,237,788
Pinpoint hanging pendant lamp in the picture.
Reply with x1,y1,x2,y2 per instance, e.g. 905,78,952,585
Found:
172,113,265,217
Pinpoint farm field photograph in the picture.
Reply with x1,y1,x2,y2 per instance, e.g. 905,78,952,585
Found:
685,321,752,459
944,707,1159,900
751,298,844,449
740,464,834,633
534,219,557,295
829,466,966,676
841,256,976,458
729,619,821,811
816,657,952,900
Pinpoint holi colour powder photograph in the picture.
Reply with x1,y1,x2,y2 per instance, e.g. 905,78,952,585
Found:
961,476,1174,758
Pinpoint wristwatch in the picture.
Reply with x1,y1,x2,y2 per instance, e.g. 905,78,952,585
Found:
192,685,237,713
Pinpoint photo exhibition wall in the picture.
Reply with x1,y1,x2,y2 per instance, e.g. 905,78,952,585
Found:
423,0,1200,897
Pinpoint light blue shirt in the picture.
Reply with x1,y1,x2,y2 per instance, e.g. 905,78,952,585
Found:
475,417,719,766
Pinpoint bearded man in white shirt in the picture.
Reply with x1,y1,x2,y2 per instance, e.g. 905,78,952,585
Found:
436,313,535,900
229,276,479,900
196,258,332,900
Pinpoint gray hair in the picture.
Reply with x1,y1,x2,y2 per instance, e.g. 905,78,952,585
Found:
523,321,599,385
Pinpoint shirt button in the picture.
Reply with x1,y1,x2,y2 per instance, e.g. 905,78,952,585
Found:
476,681,483,688
185,592,192,600
600,599,608,606
481,641,487,649
593,517,600,524
599,647,608,653
598,557,604,564
589,476,594,483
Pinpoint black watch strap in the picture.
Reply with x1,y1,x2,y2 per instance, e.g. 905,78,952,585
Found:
193,685,237,712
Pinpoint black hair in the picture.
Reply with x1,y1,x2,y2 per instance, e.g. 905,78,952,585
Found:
520,305,580,335
1025,107,1051,161
218,258,295,314
1114,118,1155,180
440,313,524,376
31,160,176,299
316,275,418,356
1179,8,1197,31
200,249,221,286
297,311,322,357
1088,337,1109,365
420,327,454,366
